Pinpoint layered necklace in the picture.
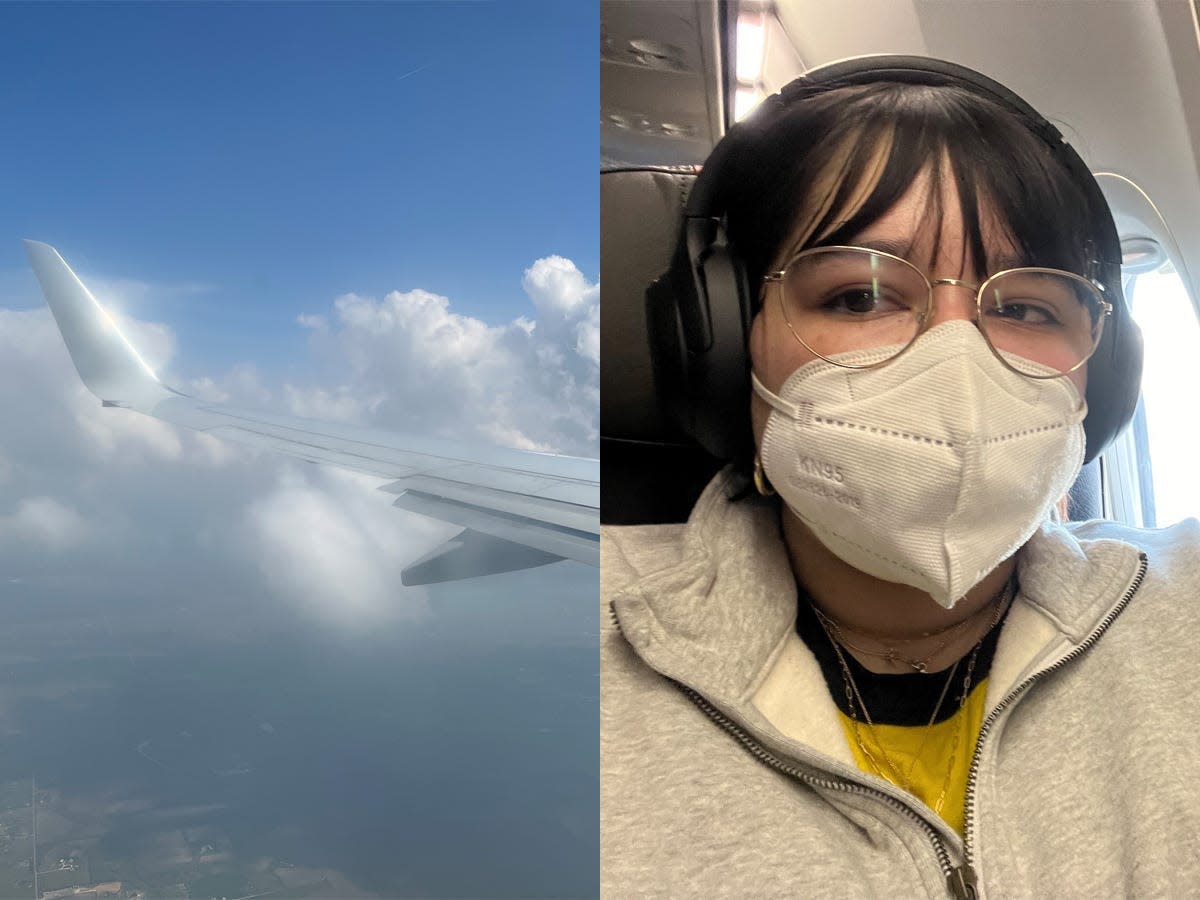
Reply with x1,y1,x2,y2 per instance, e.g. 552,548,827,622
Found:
812,575,1016,814
811,583,1008,674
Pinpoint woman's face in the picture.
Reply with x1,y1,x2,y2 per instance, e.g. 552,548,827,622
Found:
748,168,1090,448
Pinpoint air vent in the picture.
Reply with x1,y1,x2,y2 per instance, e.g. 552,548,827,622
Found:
604,110,697,140
601,33,689,72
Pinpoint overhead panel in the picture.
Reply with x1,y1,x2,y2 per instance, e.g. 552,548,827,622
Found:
772,0,928,64
601,0,725,165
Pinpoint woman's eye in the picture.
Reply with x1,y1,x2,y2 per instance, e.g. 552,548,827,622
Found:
987,301,1061,326
823,288,905,314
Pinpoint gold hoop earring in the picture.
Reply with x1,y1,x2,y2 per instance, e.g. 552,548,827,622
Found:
753,456,776,497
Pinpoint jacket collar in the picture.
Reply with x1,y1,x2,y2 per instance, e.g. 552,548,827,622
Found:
610,468,1146,721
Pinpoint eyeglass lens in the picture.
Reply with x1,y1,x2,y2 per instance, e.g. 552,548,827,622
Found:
778,247,1104,376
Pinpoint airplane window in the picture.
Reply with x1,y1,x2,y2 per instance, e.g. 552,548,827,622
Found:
733,10,767,121
735,11,766,82
1123,262,1200,526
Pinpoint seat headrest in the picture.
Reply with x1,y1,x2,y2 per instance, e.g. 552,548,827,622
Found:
601,167,721,524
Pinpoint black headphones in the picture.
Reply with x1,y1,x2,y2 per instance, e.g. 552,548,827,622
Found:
649,55,1144,465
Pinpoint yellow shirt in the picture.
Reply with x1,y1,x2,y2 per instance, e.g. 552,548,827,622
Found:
838,678,988,836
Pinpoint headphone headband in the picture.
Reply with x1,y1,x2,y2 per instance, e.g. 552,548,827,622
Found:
690,56,1090,248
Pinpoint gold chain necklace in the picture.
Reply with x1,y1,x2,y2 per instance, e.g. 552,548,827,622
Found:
836,639,961,792
815,607,974,673
932,643,984,815
813,576,1016,673
818,588,1009,808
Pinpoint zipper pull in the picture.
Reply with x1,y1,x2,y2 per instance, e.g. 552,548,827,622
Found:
947,864,979,900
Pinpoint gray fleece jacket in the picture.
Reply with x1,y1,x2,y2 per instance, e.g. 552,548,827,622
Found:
602,470,1200,899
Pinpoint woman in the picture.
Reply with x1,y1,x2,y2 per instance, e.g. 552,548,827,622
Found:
602,57,1200,898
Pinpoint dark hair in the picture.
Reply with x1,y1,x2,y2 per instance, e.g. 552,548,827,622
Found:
718,80,1115,490
722,81,1105,309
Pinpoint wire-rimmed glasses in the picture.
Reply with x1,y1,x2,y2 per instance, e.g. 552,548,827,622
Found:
763,245,1112,378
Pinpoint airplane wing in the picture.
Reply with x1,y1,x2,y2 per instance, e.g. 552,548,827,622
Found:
24,240,599,586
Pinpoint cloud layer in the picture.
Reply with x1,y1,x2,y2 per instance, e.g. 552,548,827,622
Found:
0,257,598,622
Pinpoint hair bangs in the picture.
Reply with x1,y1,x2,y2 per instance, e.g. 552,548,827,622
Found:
726,82,1100,310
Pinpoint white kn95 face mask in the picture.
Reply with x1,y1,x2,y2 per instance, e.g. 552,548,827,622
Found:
753,320,1087,608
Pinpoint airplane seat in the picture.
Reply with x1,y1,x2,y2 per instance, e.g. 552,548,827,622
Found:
600,167,1104,526
1066,456,1103,521
601,167,725,525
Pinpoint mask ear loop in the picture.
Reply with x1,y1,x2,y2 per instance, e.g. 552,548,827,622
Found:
753,455,776,496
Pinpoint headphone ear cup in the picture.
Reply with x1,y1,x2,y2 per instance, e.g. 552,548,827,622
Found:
647,212,755,461
685,237,754,460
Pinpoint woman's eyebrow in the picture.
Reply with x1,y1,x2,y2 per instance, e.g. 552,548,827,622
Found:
842,237,912,257
989,253,1027,271
843,237,1027,272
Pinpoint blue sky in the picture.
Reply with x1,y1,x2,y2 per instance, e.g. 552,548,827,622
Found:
0,0,597,376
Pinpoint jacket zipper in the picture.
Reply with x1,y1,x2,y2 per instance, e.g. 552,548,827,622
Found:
610,550,1148,899
608,601,955,885
953,551,1148,898
675,679,959,878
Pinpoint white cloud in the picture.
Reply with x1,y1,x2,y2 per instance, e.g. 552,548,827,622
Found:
241,466,455,625
210,362,275,408
293,255,600,455
522,255,594,317
0,496,89,550
282,383,382,424
296,312,327,332
576,300,600,366
75,403,185,463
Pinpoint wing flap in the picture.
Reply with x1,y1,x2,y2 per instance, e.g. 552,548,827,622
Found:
381,475,598,535
391,490,598,567
399,529,563,586
403,461,599,507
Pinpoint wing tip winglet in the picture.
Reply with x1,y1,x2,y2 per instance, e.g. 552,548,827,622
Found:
23,239,65,276
24,240,172,409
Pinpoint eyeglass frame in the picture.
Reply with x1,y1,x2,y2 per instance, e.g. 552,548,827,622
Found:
762,244,1114,379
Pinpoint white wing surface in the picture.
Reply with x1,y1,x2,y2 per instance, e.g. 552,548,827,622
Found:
25,240,599,585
